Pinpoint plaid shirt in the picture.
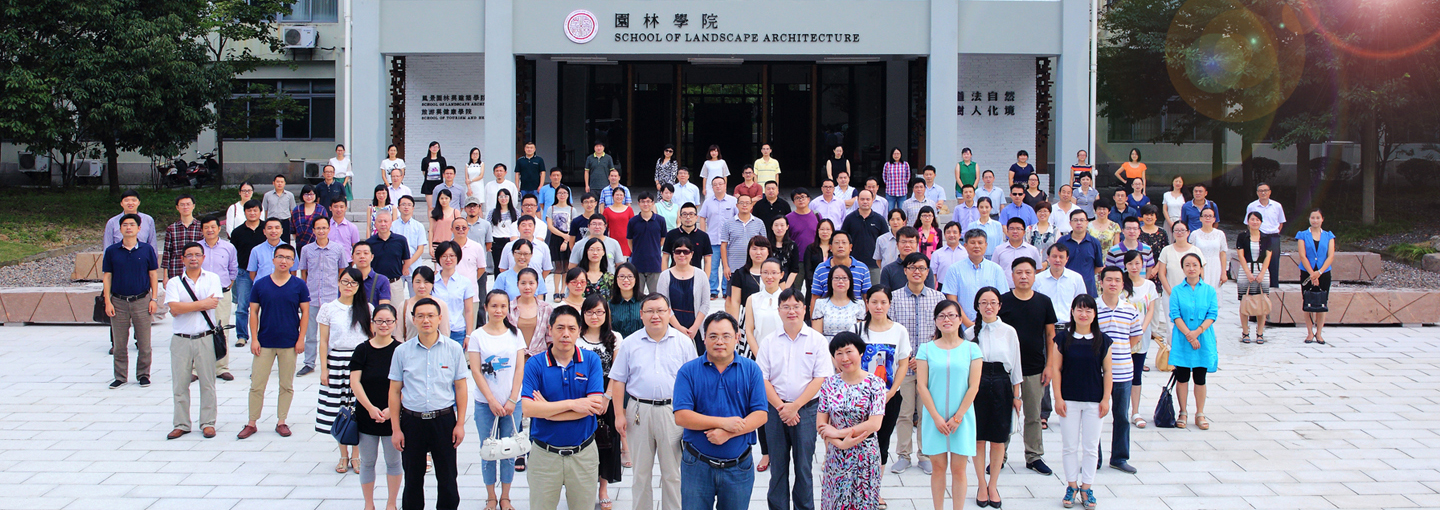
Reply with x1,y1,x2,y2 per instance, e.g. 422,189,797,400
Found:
161,219,204,279
883,161,911,197
290,205,332,252
888,283,944,374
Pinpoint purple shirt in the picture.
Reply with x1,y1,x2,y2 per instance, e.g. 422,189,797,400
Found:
787,211,820,256
811,195,847,227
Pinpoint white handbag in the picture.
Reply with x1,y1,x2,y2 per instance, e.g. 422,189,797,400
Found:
479,410,531,461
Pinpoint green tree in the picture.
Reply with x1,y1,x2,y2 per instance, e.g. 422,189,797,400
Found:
201,0,301,188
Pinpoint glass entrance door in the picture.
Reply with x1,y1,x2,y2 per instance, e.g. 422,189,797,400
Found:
682,65,762,190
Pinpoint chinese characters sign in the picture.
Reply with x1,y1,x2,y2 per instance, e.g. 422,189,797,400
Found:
418,93,484,121
957,90,1016,118
566,11,860,44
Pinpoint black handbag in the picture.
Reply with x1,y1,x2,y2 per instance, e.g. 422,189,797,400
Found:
179,276,227,361
1152,373,1178,428
93,295,111,325
1303,291,1329,313
330,399,361,446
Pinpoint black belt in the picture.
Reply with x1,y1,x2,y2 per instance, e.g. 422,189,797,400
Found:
531,435,595,456
631,396,672,406
222,286,232,293
684,441,751,469
174,332,212,339
401,407,455,420
112,293,148,302
781,399,819,409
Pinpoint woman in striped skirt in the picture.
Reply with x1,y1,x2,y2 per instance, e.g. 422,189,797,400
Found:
317,267,373,474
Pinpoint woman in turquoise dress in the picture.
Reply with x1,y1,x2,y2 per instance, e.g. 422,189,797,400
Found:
817,332,887,510
915,300,983,510
1168,252,1219,430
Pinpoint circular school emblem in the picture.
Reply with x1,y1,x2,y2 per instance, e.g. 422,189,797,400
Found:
565,10,598,44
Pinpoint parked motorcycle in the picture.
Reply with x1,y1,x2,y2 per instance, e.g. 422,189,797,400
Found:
155,151,219,188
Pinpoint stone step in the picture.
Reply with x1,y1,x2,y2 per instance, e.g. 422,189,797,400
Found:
1267,288,1440,325
1229,252,1381,283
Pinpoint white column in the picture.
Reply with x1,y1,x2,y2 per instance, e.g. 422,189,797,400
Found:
1054,0,1094,196
349,0,385,195
485,0,516,173
928,0,959,194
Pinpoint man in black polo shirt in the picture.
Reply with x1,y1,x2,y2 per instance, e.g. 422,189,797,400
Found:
663,201,713,271
103,214,161,389
229,199,266,347
366,209,411,300
752,181,791,227
997,256,1058,475
841,189,888,270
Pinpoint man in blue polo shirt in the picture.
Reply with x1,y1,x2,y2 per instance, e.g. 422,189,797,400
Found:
674,312,767,510
521,305,606,510
389,298,468,510
1056,208,1104,296
239,244,310,440
246,218,288,281
103,213,160,389
367,209,413,303
627,191,668,293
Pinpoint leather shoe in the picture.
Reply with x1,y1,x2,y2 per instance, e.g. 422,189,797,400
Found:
166,428,189,440
1109,461,1138,474
202,427,216,438
236,425,258,439
275,424,292,437
217,372,234,381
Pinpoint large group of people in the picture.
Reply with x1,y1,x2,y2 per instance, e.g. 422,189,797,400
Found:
96,142,1338,510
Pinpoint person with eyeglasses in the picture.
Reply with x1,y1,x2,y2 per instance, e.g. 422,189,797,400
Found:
610,294,696,510
316,267,373,473
915,300,983,510
521,305,607,510
450,215,488,297
888,252,944,475
297,216,350,377
240,243,310,440
757,288,833,510
164,242,223,440
389,298,469,510
349,304,403,510
657,239,710,345
675,311,768,510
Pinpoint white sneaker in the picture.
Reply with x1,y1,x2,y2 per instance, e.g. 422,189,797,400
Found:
890,457,911,473
918,458,934,475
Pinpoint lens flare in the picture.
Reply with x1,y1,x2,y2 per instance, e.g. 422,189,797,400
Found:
1295,0,1440,60
1166,0,1305,122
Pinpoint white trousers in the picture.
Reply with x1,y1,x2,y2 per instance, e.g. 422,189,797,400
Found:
627,400,683,510
1059,400,1102,485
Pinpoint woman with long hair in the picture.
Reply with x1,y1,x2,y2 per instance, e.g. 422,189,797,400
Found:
368,184,392,235
580,238,614,301
1023,172,1048,210
915,206,941,257
812,264,864,339
609,263,645,338
350,304,402,510
1162,176,1186,237
1123,250,1159,427
429,189,461,250
511,267,554,358
1050,294,1114,510
804,219,837,298
700,144,730,201
292,184,331,254
401,266,451,340
1191,207,1228,299
827,144,851,181
655,144,678,190
969,286,1021,508
547,185,576,300
1297,209,1335,344
380,144,405,183
420,141,445,197
857,286,910,508
768,215,801,289
562,267,589,311
1027,201,1061,262
465,147,486,201
728,236,773,318
488,189,518,277
468,290,525,510
577,295,624,510
741,257,785,473
431,241,476,345
916,300,983,510
317,267,373,473
1237,211,1273,343
816,331,887,510
1169,253,1219,431
603,188,635,256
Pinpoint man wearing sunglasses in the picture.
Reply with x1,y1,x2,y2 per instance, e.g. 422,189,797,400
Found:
1000,183,1039,228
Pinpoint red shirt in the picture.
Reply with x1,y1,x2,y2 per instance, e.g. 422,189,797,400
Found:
734,182,763,199
603,206,636,255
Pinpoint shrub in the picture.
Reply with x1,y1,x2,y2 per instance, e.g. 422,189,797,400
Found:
1397,158,1440,188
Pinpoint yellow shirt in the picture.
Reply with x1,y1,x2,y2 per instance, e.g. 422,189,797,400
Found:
754,158,781,186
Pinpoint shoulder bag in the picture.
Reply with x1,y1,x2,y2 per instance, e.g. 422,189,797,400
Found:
179,276,227,361
330,398,361,446
1152,373,1178,428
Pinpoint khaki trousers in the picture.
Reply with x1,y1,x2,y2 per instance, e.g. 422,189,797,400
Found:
193,289,232,376
171,334,217,431
528,441,600,510
390,279,408,305
1020,373,1046,463
248,347,296,422
110,296,153,382
628,400,683,510
894,375,923,460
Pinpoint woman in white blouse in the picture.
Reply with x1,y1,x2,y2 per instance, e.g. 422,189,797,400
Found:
329,144,352,200
380,144,406,183
226,182,260,235
969,287,1023,508
465,147,487,202
317,267,374,473
1161,175,1187,237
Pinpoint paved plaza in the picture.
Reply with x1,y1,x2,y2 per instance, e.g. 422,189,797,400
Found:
3,293,1440,510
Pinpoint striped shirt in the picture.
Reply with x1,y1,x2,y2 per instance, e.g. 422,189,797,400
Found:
811,258,872,301
888,284,945,374
1104,241,1155,277
1096,297,1143,384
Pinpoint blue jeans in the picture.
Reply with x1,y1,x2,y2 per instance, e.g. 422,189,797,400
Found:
886,195,904,212
764,401,817,510
449,330,466,345
472,400,520,486
232,272,254,340
682,448,755,510
1107,380,1132,465
709,244,725,295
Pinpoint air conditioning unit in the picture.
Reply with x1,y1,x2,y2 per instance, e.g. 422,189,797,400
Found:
75,160,103,178
304,159,325,179
283,26,317,49
17,152,49,173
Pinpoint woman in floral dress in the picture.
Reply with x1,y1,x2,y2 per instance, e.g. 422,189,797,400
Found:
817,331,887,510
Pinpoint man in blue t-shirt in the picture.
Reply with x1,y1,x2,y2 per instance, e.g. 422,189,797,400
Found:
627,191,668,293
674,312,767,510
239,244,310,440
520,306,606,510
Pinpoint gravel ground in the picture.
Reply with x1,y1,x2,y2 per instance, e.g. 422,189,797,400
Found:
1355,229,1440,251
0,244,100,289
1332,260,1440,290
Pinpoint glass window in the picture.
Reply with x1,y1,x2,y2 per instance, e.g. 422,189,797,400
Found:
281,0,338,23
223,79,336,141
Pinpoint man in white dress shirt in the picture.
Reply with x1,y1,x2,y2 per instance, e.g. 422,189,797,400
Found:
1245,182,1286,288
164,242,223,440
757,288,833,510
610,294,698,510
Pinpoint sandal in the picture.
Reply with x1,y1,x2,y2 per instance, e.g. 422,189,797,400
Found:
351,458,360,473
1041,418,1049,430
599,498,614,510
622,449,632,468
500,498,514,510
1196,413,1210,430
336,456,350,474
1240,333,1251,344
1176,411,1188,429
485,499,498,510
1255,334,1265,345
756,456,770,472
514,456,526,472
1132,414,1147,428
